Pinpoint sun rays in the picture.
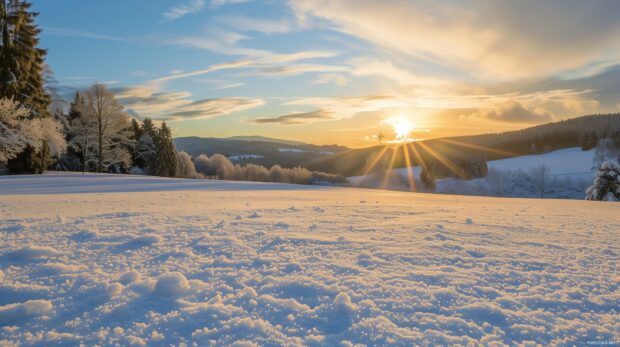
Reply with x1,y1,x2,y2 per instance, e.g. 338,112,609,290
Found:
357,134,511,192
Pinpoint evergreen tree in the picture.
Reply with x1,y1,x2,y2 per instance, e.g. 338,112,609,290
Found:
141,117,156,138
67,91,85,121
1,0,57,173
0,0,50,117
586,160,620,202
130,118,142,140
152,121,177,177
420,167,436,192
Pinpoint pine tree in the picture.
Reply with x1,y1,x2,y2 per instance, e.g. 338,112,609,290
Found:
152,121,177,177
586,160,620,202
130,118,142,140
0,0,50,117
141,117,156,138
1,0,57,173
67,91,85,121
420,167,436,192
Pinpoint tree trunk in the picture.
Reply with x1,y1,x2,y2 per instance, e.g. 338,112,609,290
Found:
98,122,103,173
81,149,86,172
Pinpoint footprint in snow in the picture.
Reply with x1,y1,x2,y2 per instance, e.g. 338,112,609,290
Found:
313,206,325,213
273,222,289,230
213,220,225,229
465,218,474,225
249,212,259,219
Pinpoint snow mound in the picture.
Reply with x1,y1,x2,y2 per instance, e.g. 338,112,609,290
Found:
153,272,191,297
0,300,53,326
3,246,64,261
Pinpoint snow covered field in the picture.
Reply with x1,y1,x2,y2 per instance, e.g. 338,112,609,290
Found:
0,173,618,346
351,147,598,199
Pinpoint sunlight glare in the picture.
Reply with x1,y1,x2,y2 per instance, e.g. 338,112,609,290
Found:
386,117,415,143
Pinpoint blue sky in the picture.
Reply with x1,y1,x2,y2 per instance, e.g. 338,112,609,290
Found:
32,0,620,147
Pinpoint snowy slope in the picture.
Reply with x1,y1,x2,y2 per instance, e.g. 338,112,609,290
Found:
486,147,596,176
349,147,597,198
0,173,618,346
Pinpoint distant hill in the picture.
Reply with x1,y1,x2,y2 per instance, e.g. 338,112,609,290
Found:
224,136,306,146
307,113,620,176
174,136,348,169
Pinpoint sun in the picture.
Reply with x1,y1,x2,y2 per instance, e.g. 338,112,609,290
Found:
387,117,415,142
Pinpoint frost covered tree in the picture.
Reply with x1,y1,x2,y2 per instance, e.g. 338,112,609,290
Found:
0,98,65,172
151,121,177,177
530,163,550,198
84,83,132,172
0,98,29,162
69,111,97,171
586,160,620,202
420,167,436,192
133,117,157,171
26,117,66,171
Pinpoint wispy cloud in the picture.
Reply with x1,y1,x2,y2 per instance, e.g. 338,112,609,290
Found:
163,0,206,21
251,110,333,125
312,73,349,86
152,61,254,83
115,85,263,121
217,15,292,34
44,27,128,42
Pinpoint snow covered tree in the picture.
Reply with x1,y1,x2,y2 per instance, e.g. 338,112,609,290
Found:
69,111,98,171
151,121,177,177
420,167,436,192
0,98,64,172
0,0,50,118
0,97,28,162
26,117,66,171
84,83,132,172
530,163,550,198
132,117,157,171
586,160,620,202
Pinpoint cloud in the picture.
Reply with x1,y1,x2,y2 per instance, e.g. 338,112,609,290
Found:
471,100,553,124
163,0,206,21
152,61,254,83
249,64,349,77
217,15,292,34
210,0,252,8
43,27,128,42
312,74,349,86
288,0,620,80
151,49,340,83
251,110,333,125
114,85,263,121
349,57,448,88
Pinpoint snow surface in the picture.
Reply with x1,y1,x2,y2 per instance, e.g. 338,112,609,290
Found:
0,173,618,346
486,147,596,176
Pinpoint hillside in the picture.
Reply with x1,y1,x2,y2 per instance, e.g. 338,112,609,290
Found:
0,173,617,345
174,137,348,169
309,114,620,176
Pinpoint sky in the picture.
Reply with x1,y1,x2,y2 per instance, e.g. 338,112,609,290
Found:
32,0,620,147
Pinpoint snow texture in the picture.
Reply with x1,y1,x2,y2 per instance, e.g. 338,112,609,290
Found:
0,173,618,346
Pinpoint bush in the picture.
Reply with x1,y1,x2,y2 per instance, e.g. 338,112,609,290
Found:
193,153,348,186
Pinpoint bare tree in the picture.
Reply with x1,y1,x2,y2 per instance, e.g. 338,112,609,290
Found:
69,113,98,171
530,163,550,198
84,83,132,172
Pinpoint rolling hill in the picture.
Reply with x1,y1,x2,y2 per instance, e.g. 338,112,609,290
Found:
308,113,620,176
174,136,348,169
